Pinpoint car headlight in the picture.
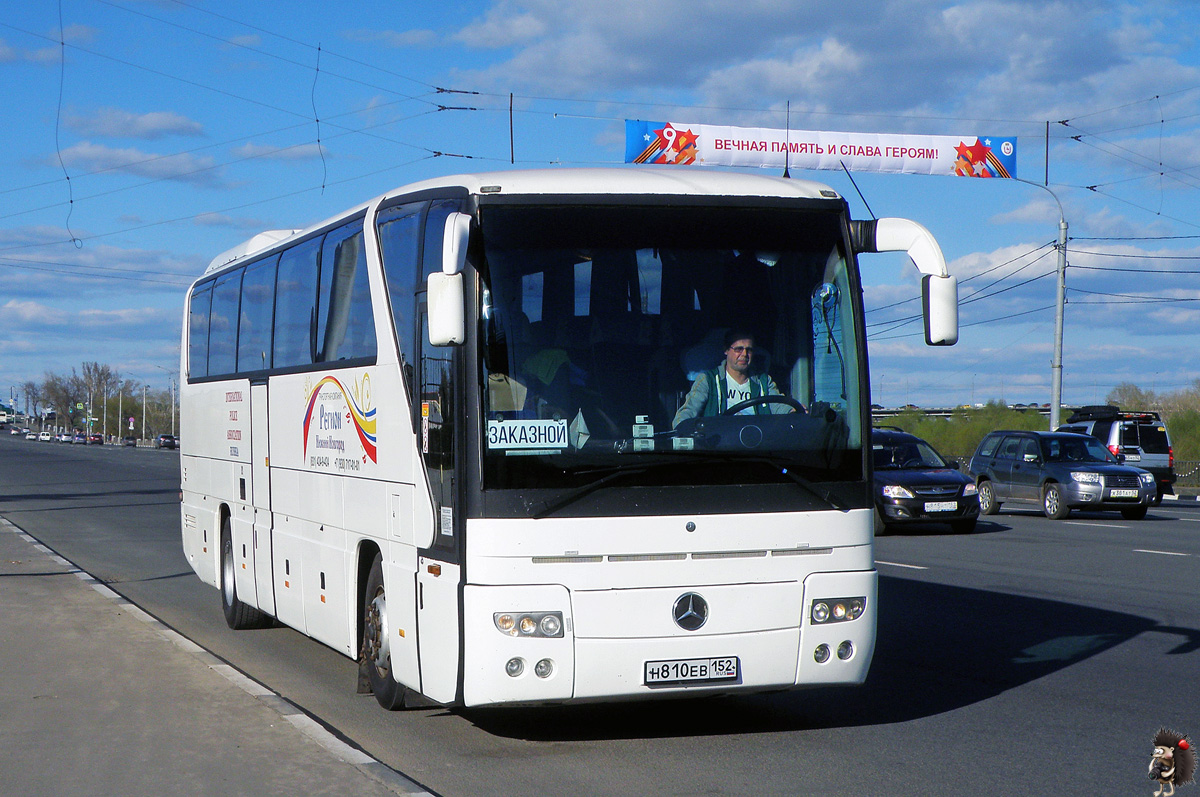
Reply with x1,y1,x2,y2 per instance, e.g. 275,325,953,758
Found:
1140,471,1155,486
962,483,978,497
882,484,915,499
1070,471,1101,484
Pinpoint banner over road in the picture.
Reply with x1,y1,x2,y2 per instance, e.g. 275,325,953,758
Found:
625,120,1016,179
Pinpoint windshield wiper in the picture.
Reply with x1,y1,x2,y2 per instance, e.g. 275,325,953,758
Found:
524,464,648,519
742,456,847,510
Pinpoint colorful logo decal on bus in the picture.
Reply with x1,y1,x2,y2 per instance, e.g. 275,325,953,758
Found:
302,374,377,470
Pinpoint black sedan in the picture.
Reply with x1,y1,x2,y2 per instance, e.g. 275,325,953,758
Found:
872,427,979,534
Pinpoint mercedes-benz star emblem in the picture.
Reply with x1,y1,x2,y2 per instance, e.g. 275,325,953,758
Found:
672,593,709,631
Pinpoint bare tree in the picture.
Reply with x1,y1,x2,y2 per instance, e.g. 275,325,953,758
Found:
41,370,86,430
20,380,41,419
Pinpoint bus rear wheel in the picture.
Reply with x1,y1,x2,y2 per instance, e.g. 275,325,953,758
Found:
362,553,406,710
220,517,268,629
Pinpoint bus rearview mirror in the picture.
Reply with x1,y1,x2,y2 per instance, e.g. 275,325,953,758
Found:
922,274,958,346
442,212,471,275
851,217,958,346
428,272,465,346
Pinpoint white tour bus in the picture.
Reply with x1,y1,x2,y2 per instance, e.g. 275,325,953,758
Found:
180,168,958,709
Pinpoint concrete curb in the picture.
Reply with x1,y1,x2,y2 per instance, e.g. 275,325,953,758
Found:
0,517,436,797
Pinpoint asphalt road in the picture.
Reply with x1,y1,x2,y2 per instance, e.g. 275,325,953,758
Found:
1,432,1196,796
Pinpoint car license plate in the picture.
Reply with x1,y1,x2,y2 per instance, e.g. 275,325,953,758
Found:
924,501,957,512
1110,488,1139,498
644,656,739,685
1124,453,1141,462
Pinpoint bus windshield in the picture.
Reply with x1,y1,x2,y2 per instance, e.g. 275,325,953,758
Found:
477,202,864,491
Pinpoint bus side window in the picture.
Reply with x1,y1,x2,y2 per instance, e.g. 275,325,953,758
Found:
317,220,376,362
273,237,321,369
209,268,244,377
188,282,213,380
237,255,278,373
377,201,425,386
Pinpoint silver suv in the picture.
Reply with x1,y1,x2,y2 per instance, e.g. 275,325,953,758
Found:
1056,406,1174,504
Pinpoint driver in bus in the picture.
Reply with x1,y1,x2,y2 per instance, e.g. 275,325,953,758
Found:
672,330,798,428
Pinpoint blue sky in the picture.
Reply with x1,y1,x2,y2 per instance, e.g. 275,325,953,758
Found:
3,0,1200,409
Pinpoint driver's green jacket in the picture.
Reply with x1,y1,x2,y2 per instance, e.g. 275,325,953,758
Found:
672,366,787,428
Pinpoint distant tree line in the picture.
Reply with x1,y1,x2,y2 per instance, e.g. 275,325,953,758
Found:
881,381,1200,464
18,362,176,440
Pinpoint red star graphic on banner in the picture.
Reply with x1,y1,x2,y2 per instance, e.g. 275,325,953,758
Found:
966,139,991,166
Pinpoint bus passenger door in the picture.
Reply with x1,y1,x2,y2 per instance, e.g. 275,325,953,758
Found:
415,307,462,705
250,380,275,616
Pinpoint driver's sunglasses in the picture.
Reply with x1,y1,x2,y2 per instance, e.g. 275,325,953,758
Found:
729,346,754,354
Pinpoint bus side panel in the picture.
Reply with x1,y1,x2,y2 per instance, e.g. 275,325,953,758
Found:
270,471,307,633
180,454,217,588
304,523,350,655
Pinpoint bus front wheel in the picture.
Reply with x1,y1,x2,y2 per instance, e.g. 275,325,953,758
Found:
220,517,268,629
362,554,406,710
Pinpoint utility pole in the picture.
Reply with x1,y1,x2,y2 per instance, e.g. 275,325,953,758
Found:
1049,215,1068,429
1015,177,1068,430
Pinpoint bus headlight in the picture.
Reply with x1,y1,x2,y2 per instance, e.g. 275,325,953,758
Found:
494,611,565,638
810,597,865,624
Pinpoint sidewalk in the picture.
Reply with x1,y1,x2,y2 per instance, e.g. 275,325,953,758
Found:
0,518,429,797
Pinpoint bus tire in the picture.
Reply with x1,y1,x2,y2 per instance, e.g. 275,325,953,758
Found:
362,553,406,710
220,517,268,630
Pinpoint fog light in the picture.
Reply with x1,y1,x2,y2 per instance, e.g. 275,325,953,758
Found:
519,616,537,635
496,614,515,634
812,602,830,623
837,641,854,660
814,644,830,664
832,602,847,620
848,599,865,620
534,658,554,678
505,657,525,677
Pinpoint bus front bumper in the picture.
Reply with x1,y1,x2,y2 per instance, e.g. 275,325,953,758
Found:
461,570,877,707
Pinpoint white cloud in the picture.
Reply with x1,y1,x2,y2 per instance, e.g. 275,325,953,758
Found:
64,107,204,139
54,142,225,186
0,300,69,326
231,142,327,161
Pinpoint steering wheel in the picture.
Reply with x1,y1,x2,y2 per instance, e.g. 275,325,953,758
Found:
722,395,807,416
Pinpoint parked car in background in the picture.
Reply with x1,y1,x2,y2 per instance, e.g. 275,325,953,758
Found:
871,427,979,534
123,436,138,447
38,431,52,442
55,431,71,443
1056,405,1175,504
71,431,87,444
968,430,1155,520
88,433,103,445
155,434,176,450
25,431,37,440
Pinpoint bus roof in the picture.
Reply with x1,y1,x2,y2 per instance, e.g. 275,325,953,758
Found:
205,167,843,274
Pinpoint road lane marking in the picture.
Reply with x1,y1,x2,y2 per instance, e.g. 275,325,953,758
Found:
876,560,928,570
1134,549,1190,557
1065,521,1130,529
